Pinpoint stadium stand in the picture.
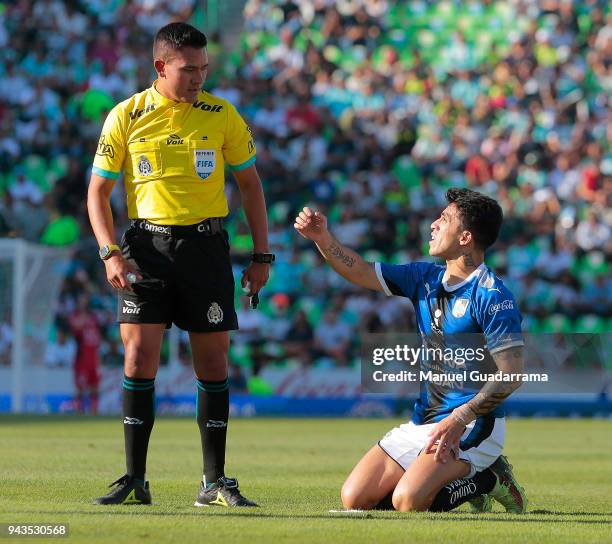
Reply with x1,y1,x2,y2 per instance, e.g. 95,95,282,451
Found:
0,0,609,371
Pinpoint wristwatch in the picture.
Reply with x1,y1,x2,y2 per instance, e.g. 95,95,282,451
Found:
99,244,121,260
251,252,275,264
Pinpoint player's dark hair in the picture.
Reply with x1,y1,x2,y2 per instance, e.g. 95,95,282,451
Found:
446,188,503,251
153,22,207,59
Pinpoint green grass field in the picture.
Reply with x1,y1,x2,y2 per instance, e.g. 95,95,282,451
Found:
0,417,610,543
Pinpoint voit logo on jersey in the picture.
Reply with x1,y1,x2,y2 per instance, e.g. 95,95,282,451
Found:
193,101,223,112
195,150,216,179
129,104,156,120
166,133,184,145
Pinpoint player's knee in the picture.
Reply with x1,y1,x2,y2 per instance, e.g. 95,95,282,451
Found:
341,481,380,510
341,482,367,510
193,355,228,380
191,334,229,379
193,356,228,382
392,488,429,512
123,339,159,376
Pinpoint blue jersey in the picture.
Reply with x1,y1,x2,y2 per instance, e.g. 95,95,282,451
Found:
375,261,523,425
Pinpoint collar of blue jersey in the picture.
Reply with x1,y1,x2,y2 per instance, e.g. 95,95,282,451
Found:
442,263,486,292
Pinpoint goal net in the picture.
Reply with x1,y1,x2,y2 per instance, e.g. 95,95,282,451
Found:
0,239,72,412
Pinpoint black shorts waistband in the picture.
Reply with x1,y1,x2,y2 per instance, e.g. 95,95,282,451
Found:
130,218,225,237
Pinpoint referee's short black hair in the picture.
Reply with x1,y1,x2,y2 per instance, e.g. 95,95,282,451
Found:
153,22,207,60
446,188,503,251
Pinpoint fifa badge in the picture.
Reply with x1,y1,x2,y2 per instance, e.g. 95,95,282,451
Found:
194,149,216,179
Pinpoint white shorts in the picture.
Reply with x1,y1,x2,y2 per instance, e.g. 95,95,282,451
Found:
378,418,505,478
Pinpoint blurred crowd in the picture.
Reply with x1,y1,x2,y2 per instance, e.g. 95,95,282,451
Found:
0,0,610,372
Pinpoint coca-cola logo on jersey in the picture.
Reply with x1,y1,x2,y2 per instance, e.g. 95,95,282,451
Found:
488,299,514,315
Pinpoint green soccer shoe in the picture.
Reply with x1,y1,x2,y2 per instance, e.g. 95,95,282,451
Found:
488,456,528,513
467,494,493,513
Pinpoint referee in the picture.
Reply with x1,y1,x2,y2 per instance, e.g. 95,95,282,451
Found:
87,23,273,507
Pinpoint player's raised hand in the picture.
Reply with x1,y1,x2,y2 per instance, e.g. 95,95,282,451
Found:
294,207,328,243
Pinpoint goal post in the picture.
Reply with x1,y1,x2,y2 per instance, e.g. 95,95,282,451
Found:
0,238,72,413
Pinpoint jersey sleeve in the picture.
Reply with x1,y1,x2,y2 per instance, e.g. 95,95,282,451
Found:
475,286,524,354
223,102,257,171
375,262,437,300
92,105,126,180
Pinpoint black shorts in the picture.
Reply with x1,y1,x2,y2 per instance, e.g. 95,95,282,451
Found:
117,221,238,332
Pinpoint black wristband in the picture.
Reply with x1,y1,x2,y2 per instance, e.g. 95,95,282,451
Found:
251,252,275,264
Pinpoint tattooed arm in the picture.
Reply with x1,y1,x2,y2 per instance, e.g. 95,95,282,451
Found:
451,346,525,425
425,345,525,462
294,207,383,291
316,233,382,290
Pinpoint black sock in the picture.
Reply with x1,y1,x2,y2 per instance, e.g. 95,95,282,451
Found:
429,469,497,512
122,376,155,483
196,378,229,485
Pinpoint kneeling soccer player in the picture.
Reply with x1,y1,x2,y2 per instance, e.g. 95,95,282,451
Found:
295,188,527,513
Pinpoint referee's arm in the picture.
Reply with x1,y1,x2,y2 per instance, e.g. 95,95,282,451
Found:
232,165,271,295
232,165,270,253
87,173,139,291
88,173,118,250
294,207,383,292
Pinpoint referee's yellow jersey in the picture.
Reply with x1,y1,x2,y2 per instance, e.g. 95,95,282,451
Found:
92,81,256,225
